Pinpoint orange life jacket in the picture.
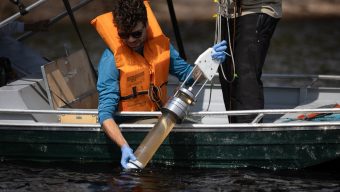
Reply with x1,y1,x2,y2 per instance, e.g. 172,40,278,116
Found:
91,1,170,111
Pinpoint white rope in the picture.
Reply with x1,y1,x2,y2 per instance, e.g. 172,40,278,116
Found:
215,0,237,83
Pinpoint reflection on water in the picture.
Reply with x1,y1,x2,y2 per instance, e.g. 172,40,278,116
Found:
1,162,340,191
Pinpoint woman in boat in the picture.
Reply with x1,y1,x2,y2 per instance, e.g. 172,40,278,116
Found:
218,0,282,123
91,0,228,169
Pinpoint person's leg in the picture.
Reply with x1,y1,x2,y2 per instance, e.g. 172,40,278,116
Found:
219,13,279,123
218,16,236,122
0,57,15,86
0,57,7,86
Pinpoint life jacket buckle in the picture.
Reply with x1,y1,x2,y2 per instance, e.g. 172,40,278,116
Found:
148,84,162,110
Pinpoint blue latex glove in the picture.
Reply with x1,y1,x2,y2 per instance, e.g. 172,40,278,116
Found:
120,144,137,169
211,40,228,63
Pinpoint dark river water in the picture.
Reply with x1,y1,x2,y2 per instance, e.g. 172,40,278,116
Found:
1,162,340,192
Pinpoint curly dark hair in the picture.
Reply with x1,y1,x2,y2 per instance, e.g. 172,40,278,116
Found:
112,0,147,32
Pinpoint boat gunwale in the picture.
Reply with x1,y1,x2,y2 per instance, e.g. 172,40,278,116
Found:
1,108,340,131
1,121,340,132
1,108,340,116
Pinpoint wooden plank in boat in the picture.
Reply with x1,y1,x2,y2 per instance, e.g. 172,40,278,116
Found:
41,49,98,109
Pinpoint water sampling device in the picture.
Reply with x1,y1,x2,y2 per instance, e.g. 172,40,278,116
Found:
126,47,221,169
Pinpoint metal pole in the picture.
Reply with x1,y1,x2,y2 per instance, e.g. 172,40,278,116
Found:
0,108,340,116
0,0,47,28
17,0,93,41
262,74,340,80
166,0,186,60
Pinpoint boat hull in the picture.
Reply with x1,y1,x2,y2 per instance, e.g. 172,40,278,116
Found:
1,125,339,170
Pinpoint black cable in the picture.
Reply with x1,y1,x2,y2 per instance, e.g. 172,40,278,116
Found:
62,0,98,79
166,0,186,60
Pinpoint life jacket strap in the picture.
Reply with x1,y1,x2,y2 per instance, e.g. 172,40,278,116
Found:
119,82,168,110
120,87,148,100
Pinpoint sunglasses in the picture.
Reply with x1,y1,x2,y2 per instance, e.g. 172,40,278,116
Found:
118,30,143,39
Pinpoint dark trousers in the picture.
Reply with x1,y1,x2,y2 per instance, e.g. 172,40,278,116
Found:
0,57,14,86
218,13,279,123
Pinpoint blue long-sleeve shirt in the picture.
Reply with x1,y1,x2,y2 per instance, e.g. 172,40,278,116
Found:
97,44,193,125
